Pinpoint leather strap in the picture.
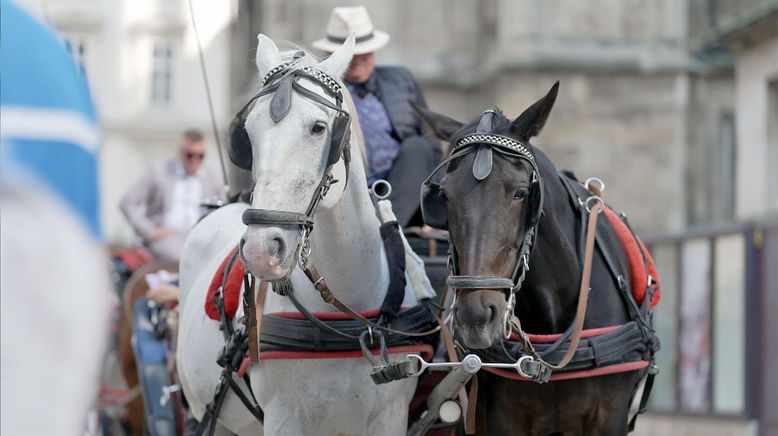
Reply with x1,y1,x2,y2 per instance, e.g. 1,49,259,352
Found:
244,279,258,364
302,264,441,338
242,209,314,227
435,287,471,428
260,305,437,351
447,275,514,290
249,280,268,364
465,376,478,434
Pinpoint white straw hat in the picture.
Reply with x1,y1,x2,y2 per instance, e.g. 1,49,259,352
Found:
312,6,390,55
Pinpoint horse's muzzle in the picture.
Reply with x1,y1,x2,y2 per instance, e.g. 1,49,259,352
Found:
454,289,505,349
240,226,298,280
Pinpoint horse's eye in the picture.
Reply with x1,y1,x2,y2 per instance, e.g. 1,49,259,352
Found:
311,121,327,135
513,188,529,200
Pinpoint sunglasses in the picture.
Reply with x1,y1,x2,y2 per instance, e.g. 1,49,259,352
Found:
185,152,205,161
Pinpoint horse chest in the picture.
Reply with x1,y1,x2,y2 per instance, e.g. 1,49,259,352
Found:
251,359,417,435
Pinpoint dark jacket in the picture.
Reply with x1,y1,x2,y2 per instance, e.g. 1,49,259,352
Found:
361,66,431,141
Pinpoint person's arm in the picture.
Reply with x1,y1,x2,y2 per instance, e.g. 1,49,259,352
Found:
119,169,159,240
406,70,434,137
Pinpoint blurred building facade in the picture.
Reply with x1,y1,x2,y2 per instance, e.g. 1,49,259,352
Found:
33,0,236,245
252,0,739,235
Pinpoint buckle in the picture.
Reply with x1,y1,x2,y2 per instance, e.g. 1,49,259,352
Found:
517,356,551,383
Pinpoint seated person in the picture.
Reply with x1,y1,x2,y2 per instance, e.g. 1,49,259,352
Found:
313,5,441,227
120,129,225,262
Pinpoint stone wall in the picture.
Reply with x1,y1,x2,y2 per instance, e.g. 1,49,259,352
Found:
733,34,778,219
248,0,735,234
425,70,693,233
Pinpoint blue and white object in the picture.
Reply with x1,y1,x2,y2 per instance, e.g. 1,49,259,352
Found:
0,0,101,238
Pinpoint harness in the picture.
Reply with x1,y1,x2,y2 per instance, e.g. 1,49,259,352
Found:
460,173,660,382
195,58,441,435
418,109,660,432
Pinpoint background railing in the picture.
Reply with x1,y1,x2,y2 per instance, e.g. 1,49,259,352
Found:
644,219,778,426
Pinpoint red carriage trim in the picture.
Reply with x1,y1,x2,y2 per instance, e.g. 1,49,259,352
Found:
603,207,661,307
204,246,411,322
112,246,153,272
204,246,244,321
484,359,649,382
516,325,622,343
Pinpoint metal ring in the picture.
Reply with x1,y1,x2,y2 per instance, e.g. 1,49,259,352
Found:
297,228,312,268
370,179,392,200
585,195,603,214
406,354,428,377
516,355,534,378
584,177,605,194
502,295,515,340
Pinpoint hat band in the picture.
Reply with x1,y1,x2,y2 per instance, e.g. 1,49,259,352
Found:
327,32,374,44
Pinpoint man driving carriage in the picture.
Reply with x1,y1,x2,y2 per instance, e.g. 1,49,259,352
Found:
313,6,441,228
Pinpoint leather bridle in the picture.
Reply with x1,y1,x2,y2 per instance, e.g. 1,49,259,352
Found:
422,110,612,384
421,110,544,301
238,57,352,269
236,58,441,358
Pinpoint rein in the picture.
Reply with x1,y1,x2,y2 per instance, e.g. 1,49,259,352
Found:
506,198,603,379
238,57,440,346
423,109,612,382
300,264,441,338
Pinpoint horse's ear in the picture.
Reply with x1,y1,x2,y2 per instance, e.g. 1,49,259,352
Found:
319,34,355,79
511,81,559,139
256,34,282,78
412,103,463,141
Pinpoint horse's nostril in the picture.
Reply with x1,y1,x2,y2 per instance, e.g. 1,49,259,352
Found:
266,238,278,256
272,236,286,259
487,303,498,324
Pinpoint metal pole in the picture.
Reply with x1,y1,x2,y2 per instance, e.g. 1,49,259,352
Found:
187,0,230,193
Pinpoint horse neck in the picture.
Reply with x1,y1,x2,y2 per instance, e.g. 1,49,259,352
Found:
281,120,388,313
516,150,582,332
306,173,387,309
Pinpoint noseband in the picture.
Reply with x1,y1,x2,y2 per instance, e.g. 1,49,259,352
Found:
235,54,352,267
421,109,544,296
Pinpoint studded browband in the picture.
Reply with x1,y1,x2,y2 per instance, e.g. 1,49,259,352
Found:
456,133,535,162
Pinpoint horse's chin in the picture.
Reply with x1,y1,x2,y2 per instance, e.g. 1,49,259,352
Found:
243,254,295,281
458,324,499,350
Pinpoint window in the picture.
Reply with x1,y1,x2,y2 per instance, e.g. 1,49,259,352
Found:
769,80,778,211
713,113,736,222
151,41,175,107
647,229,749,416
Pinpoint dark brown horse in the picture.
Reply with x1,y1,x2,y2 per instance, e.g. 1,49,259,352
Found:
414,83,655,435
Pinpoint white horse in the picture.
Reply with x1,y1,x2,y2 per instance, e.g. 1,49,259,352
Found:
177,34,421,435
